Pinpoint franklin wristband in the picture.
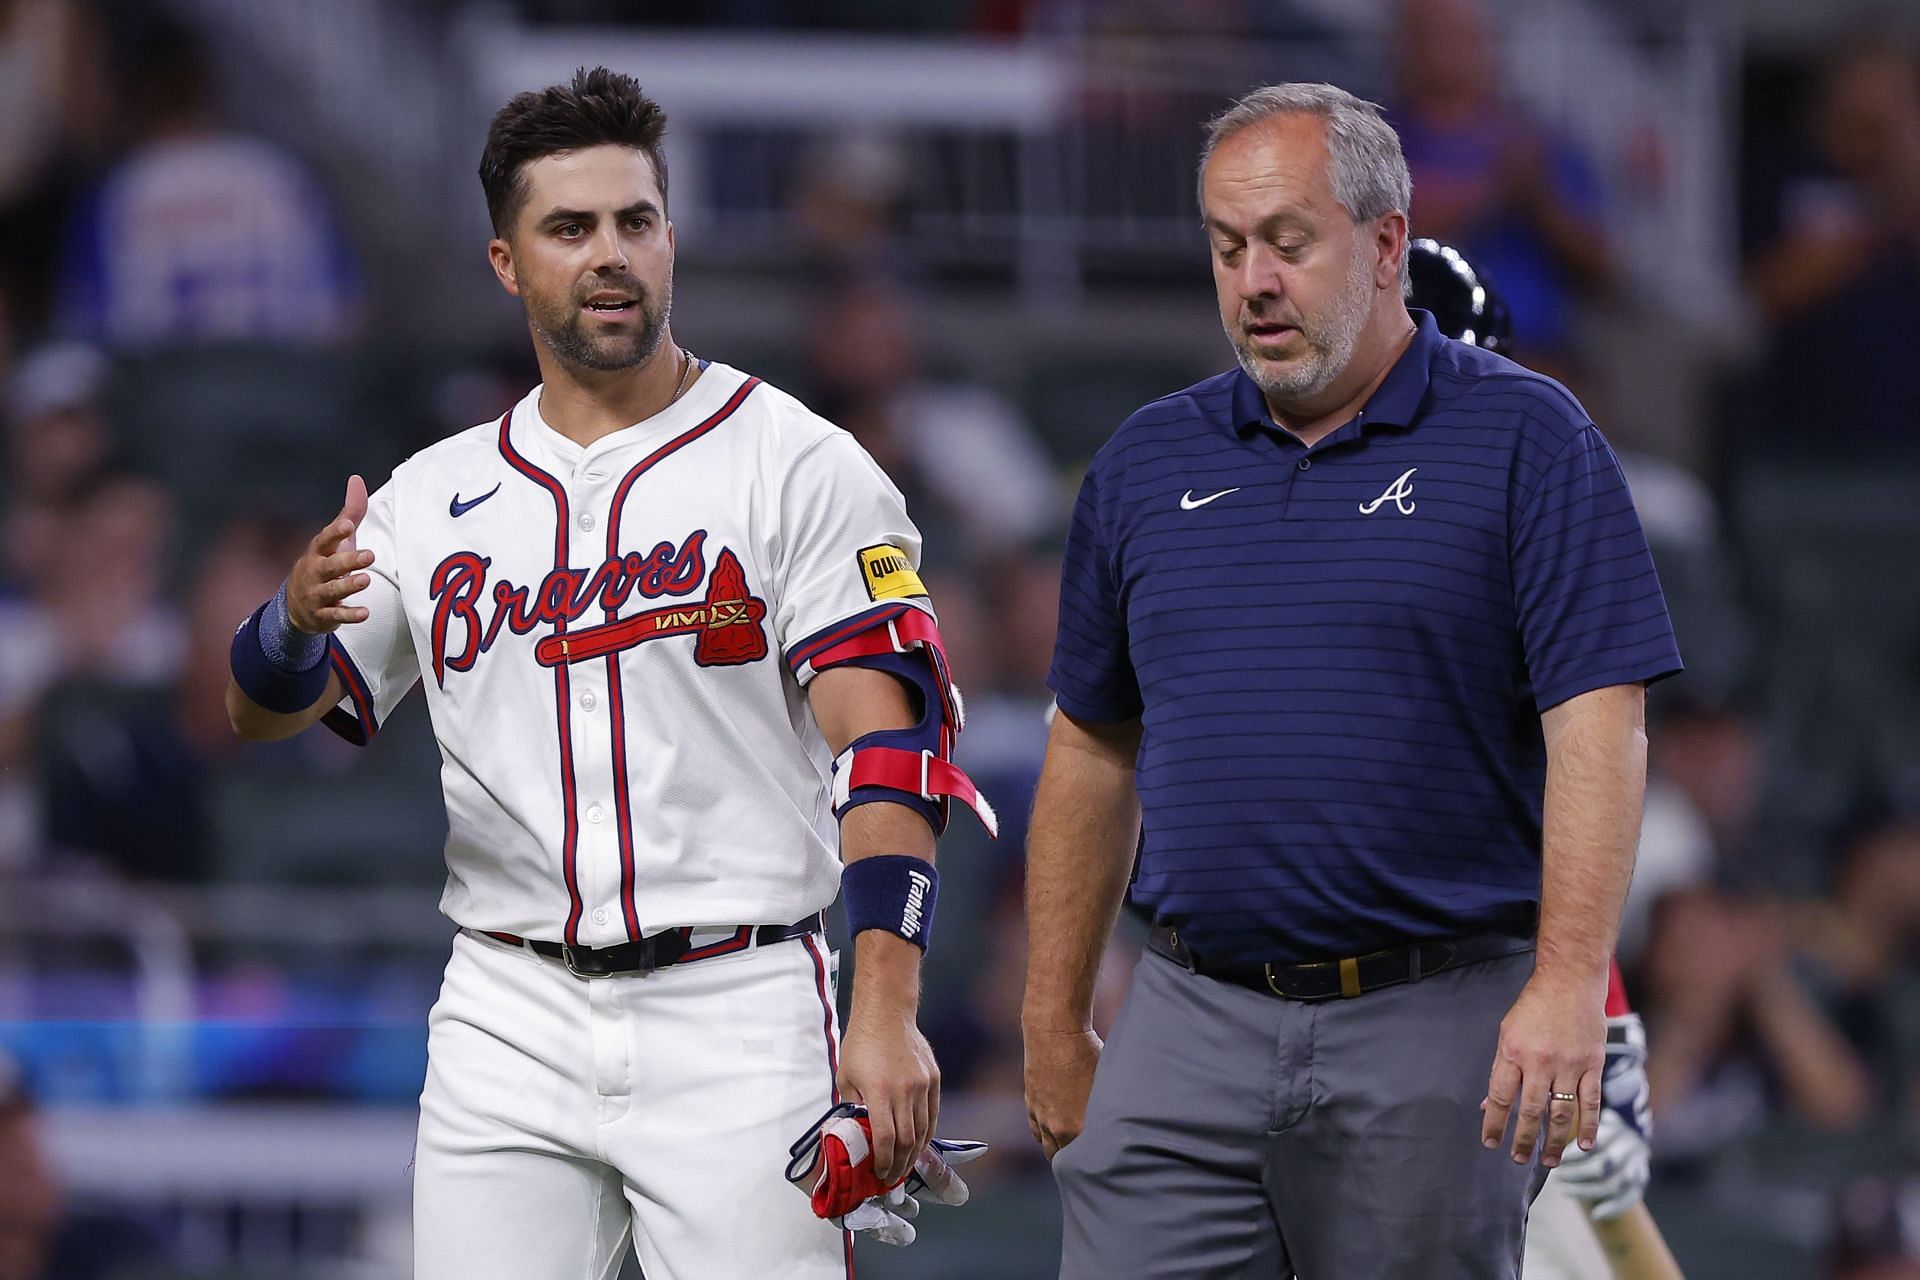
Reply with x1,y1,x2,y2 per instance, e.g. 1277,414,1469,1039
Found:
840,855,938,952
230,582,333,713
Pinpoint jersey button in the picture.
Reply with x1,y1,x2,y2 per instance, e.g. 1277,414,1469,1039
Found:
579,513,597,531
1298,458,1311,471
592,908,610,926
580,690,598,711
586,804,604,824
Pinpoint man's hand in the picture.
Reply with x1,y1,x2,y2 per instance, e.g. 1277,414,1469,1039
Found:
1480,969,1606,1167
287,475,373,634
1022,1024,1102,1158
836,1009,938,1186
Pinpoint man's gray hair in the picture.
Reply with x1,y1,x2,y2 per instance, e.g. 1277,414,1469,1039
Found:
1200,83,1413,287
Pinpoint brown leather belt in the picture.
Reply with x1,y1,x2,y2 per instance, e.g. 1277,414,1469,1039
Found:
1146,923,1533,1001
473,912,825,979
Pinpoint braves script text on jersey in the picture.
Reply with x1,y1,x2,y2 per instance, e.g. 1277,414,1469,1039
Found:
327,360,928,945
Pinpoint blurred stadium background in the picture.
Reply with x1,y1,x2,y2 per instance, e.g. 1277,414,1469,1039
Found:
1,0,1919,1276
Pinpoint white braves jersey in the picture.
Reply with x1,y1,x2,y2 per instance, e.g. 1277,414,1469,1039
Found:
327,361,932,946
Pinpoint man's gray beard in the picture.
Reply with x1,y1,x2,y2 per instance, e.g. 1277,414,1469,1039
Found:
530,284,673,373
1232,250,1373,403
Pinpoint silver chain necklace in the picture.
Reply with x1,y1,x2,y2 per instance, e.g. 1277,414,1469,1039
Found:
667,347,696,405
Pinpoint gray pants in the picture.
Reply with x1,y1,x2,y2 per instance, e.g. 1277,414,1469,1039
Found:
1054,946,1545,1279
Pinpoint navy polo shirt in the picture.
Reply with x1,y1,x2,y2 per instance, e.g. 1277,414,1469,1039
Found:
1048,310,1682,965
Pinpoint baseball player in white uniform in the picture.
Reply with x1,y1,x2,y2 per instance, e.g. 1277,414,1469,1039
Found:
225,68,989,1279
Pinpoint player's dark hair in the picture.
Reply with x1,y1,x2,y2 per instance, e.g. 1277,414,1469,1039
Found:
479,67,669,238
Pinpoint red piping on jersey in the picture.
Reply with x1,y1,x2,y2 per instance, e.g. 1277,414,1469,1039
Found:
497,410,588,947
319,639,378,746
801,931,854,1279
601,376,761,940
802,933,840,1093
785,601,916,675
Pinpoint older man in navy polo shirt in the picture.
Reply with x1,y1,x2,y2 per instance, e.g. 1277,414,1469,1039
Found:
1022,82,1681,1279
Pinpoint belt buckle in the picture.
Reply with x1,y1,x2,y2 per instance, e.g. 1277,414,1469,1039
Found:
1263,957,1363,1000
562,944,613,979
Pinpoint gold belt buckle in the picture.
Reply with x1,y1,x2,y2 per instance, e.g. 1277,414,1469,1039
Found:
1264,955,1365,999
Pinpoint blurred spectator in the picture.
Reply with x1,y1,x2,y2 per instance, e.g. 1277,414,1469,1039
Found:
936,553,1059,864
0,468,185,871
54,15,361,349
0,1050,162,1280
1828,1176,1920,1280
803,276,1061,565
0,0,112,342
1621,768,1715,967
2,341,112,503
0,1053,59,1280
1390,0,1613,371
1641,886,1874,1163
0,343,118,860
1748,41,1920,326
1781,817,1920,1147
6,468,182,683
1618,451,1752,706
1652,696,1766,870
31,508,309,883
1601,474,1754,956
790,131,912,278
1745,39,1920,456
1,341,115,595
1795,819,1920,1012
1617,695,1765,970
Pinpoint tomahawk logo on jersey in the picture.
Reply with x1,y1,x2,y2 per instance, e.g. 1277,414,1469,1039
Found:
321,362,935,949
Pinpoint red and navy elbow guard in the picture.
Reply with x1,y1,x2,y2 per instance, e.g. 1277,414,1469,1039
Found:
809,607,997,838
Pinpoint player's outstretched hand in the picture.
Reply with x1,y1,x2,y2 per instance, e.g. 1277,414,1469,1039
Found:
835,1012,938,1186
287,475,374,634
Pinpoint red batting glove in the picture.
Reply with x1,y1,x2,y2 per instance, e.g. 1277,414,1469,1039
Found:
793,1106,904,1218
785,1103,989,1247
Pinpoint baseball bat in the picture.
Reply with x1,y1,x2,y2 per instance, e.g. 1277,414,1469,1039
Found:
1588,1203,1685,1280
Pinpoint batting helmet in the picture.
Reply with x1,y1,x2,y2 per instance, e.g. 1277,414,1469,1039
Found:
1405,238,1512,354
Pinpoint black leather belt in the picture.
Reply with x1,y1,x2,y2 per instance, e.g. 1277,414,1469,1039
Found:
1147,923,1532,1001
474,912,825,978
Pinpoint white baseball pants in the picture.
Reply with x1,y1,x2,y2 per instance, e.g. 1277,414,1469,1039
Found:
412,928,852,1280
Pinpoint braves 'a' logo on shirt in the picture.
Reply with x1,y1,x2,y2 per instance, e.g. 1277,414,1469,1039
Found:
1359,467,1418,516
427,530,770,684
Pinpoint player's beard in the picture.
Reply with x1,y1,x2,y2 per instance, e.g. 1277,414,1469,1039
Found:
527,273,673,373
1231,242,1374,403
